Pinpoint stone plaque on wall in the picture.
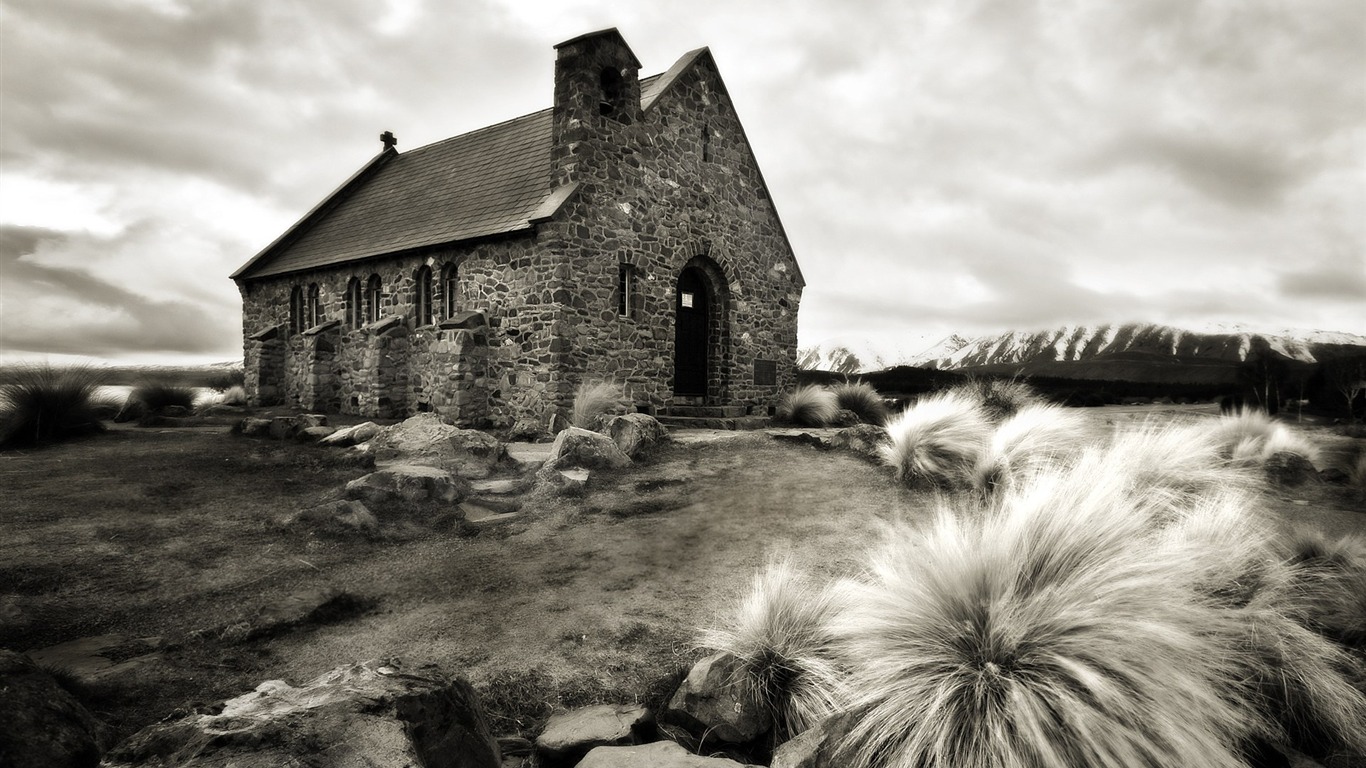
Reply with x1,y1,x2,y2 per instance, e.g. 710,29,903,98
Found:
753,359,777,386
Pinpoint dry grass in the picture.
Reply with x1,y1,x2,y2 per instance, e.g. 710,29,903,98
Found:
972,403,1087,495
829,382,889,426
777,385,839,427
0,364,111,448
879,391,990,489
570,380,628,430
950,377,1041,423
700,560,848,741
833,469,1266,768
129,381,197,414
1210,410,1322,468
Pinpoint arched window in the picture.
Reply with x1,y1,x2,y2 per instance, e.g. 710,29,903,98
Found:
441,263,459,319
414,265,432,326
306,283,322,329
288,285,304,335
365,274,382,324
345,277,362,327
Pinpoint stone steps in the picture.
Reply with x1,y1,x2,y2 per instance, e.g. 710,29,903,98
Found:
655,415,771,431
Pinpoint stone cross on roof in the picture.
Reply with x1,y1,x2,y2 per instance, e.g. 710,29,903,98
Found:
380,131,397,150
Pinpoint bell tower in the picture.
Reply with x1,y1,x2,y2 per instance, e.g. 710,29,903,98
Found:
551,28,642,188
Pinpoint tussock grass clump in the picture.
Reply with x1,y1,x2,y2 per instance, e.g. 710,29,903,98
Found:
195,385,247,411
570,380,628,430
972,403,1087,494
829,381,889,426
1073,423,1257,516
832,470,1267,768
0,364,110,448
878,391,990,489
1281,532,1366,650
950,377,1041,423
701,560,847,740
777,385,839,427
1209,410,1322,468
130,381,197,414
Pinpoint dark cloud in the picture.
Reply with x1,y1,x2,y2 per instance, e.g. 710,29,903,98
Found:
0,225,239,357
1278,263,1366,301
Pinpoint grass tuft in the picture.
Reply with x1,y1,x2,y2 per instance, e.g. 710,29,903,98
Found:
1209,410,1322,468
0,364,110,449
570,380,628,431
972,403,1087,495
878,391,990,489
130,381,198,414
700,560,848,741
950,377,1041,423
832,468,1269,768
776,385,839,427
829,381,889,426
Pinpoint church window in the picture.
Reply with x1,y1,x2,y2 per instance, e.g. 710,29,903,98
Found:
306,283,322,328
288,286,304,335
414,266,433,326
702,122,712,162
345,277,362,327
617,263,635,319
441,263,460,319
365,274,382,324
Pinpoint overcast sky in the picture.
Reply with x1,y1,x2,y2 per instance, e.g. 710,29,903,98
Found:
2,0,1362,365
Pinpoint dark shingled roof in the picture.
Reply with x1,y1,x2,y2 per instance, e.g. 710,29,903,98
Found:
236,73,668,280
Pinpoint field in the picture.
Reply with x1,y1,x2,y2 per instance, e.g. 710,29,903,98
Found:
1,404,1363,747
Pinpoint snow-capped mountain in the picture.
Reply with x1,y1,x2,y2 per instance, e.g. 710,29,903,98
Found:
798,323,1365,373
915,323,1366,370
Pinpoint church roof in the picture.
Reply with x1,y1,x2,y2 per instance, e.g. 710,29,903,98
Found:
234,73,669,280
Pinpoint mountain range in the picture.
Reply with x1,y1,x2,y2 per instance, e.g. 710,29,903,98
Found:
799,323,1366,379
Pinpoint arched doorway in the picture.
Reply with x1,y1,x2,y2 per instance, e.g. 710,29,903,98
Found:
673,256,729,399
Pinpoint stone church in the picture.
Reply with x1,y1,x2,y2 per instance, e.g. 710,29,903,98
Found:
232,28,804,431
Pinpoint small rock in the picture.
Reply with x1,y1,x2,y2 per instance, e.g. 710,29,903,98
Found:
770,711,858,768
295,413,329,430
577,740,745,767
830,424,888,462
1265,451,1317,487
663,652,769,745
535,703,650,762
607,413,670,459
283,500,380,536
535,466,590,494
1319,467,1349,485
346,465,471,504
320,421,382,447
506,442,554,472
0,649,106,768
470,477,530,495
830,408,861,427
546,427,631,470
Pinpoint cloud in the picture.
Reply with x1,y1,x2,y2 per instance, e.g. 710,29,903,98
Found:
0,225,239,357
1278,261,1366,301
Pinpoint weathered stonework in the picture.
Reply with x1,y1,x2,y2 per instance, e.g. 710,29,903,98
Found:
234,29,803,428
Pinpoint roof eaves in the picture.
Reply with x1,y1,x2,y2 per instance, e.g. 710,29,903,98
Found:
230,147,398,281
642,47,709,112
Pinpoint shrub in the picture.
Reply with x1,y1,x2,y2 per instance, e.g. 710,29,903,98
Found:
832,469,1266,768
130,381,197,414
570,380,628,430
700,560,847,741
205,367,245,391
776,385,839,427
878,391,990,489
950,377,1041,422
0,364,110,448
972,403,1087,494
829,381,889,426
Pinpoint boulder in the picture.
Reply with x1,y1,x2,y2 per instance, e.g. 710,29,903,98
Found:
296,425,336,443
295,413,329,430
235,417,273,437
576,740,745,767
535,703,650,762
268,416,297,440
103,658,500,768
663,652,768,745
346,465,471,504
830,408,861,428
546,427,631,470
770,711,858,768
0,649,106,768
320,421,382,447
370,413,506,478
1265,451,1317,487
607,414,670,459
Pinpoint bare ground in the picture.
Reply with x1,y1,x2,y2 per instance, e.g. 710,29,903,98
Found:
1,404,1362,742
